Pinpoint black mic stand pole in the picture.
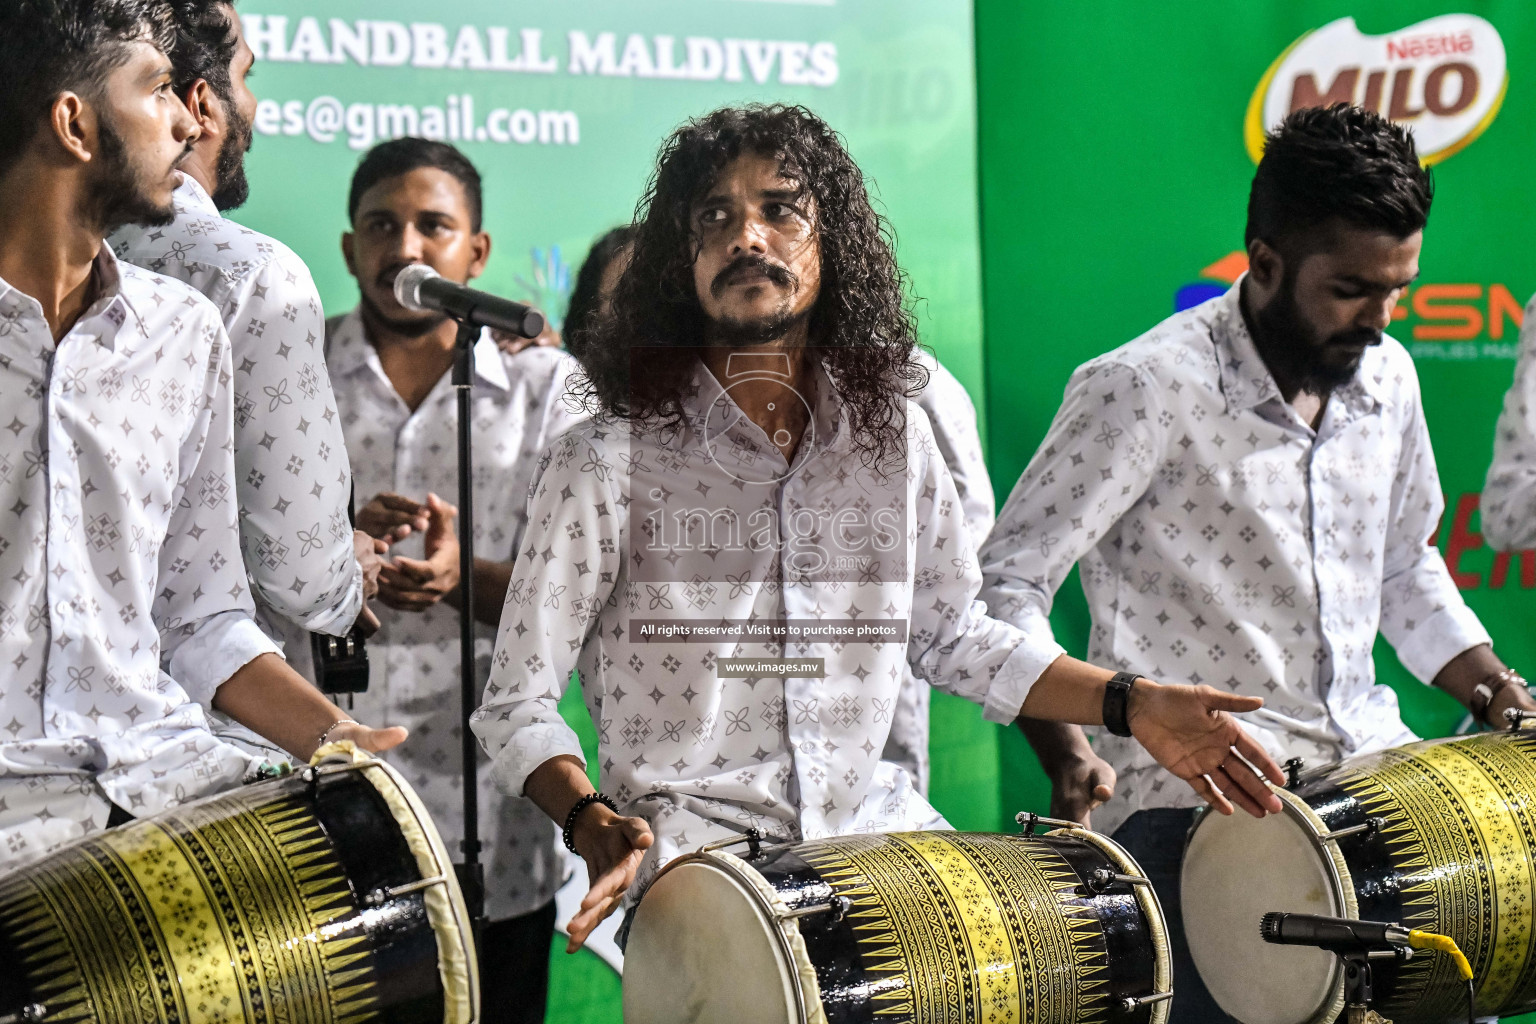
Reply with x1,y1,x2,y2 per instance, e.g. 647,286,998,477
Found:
1337,948,1412,1024
450,315,485,944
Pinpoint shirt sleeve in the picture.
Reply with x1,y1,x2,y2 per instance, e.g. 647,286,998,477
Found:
157,314,281,707
1482,294,1536,551
228,254,362,635
472,430,621,797
904,409,1065,724
916,361,996,542
1380,369,1492,682
977,360,1165,646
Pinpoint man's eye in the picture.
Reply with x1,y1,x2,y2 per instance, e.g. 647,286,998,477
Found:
699,208,727,226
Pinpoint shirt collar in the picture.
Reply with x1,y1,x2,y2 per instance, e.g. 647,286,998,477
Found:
173,170,219,217
683,351,846,465
329,306,511,392
1211,277,1384,415
0,244,137,353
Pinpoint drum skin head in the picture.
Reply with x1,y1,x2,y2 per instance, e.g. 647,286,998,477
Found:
624,860,799,1024
1182,802,1345,1024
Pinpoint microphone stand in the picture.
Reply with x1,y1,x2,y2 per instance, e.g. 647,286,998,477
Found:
449,315,485,944
1337,948,1412,1024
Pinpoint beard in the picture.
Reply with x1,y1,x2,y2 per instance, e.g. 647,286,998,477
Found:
359,289,447,339
703,253,808,346
1250,276,1382,395
82,113,184,234
210,101,253,212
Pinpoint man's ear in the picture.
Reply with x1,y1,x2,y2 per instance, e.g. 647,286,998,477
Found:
181,80,220,143
49,91,95,165
467,231,492,282
341,231,358,279
1246,238,1284,298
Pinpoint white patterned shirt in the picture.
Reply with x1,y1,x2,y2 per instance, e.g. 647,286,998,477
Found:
979,280,1491,835
1482,293,1536,550
472,357,1063,900
884,349,996,792
0,248,279,867
110,174,362,644
325,309,585,919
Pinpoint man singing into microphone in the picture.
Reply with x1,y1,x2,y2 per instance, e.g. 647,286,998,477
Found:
471,103,1287,953
323,138,584,1024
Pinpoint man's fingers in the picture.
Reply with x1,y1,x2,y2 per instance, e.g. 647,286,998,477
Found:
355,605,381,636
1191,772,1235,816
374,493,428,513
1209,765,1271,818
621,817,655,849
1090,783,1114,807
1231,731,1287,786
1219,754,1283,816
385,557,437,584
1199,688,1265,713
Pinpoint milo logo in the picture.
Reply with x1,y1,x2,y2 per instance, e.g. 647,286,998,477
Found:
1245,14,1507,164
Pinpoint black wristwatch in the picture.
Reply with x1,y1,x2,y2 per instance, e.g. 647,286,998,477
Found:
1103,672,1140,737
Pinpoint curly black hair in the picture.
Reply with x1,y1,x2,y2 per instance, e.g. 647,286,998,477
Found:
575,104,926,467
1247,103,1434,254
165,0,237,101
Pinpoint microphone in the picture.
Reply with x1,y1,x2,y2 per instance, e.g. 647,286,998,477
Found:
393,264,546,339
1261,912,1411,952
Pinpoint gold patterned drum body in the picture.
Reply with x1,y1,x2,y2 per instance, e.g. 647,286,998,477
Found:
0,747,477,1024
624,828,1172,1024
1183,730,1536,1024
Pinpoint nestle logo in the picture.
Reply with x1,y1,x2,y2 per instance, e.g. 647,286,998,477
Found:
1385,31,1473,62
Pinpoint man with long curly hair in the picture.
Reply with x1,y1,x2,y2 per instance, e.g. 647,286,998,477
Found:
472,104,1285,950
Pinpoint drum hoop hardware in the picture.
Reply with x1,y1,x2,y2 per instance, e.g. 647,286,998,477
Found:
696,827,775,859
777,895,851,927
1082,867,1153,895
1014,811,1081,834
1119,991,1175,1013
364,874,452,906
0,1003,46,1024
1284,757,1306,788
1505,707,1532,731
1317,817,1386,844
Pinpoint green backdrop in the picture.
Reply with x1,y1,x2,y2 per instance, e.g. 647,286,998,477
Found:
229,1,1536,1019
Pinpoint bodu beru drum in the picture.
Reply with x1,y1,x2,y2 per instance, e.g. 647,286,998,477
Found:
1183,727,1536,1024
624,823,1173,1024
0,744,477,1024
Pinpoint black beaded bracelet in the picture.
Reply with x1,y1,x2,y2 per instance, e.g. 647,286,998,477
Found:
563,792,618,853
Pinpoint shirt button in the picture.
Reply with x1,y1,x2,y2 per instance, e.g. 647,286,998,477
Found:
55,602,70,616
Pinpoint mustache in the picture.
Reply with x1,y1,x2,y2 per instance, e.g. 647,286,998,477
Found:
710,254,796,297
1327,328,1383,348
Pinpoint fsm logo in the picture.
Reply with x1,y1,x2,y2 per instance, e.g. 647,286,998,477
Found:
1245,14,1507,165
1175,253,1528,361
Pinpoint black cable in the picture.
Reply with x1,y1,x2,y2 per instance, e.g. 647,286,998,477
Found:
1467,978,1476,1024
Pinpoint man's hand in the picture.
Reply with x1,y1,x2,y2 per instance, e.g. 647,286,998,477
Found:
356,493,431,544
323,719,409,755
1485,678,1536,728
567,803,653,953
354,530,388,600
1128,681,1285,818
1048,750,1116,827
491,320,563,356
377,492,460,612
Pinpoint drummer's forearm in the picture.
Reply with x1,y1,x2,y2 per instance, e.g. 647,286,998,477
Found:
1017,718,1097,771
1017,655,1115,725
524,754,596,825
1432,643,1533,722
212,653,351,760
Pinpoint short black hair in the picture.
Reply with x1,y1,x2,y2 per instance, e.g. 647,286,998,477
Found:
563,225,634,363
347,137,483,232
0,0,175,179
1247,104,1433,254
166,0,237,104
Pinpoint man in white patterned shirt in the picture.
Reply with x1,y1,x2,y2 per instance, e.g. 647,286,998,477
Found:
564,228,996,796
0,0,402,870
1483,292,1536,552
326,138,585,1024
473,104,1287,954
111,2,379,672
979,106,1534,1021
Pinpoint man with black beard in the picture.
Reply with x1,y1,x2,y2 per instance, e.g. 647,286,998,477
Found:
0,0,402,868
112,1,383,691
979,104,1533,1021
